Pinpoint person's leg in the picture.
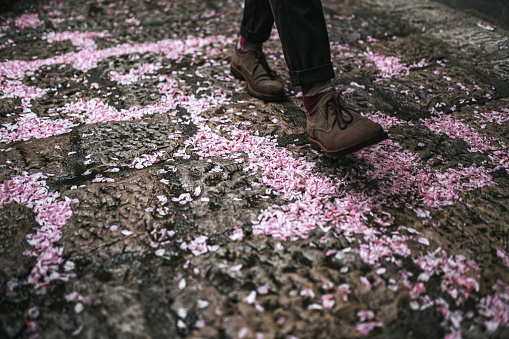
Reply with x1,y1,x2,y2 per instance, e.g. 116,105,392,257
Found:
267,0,334,114
231,0,285,101
234,0,387,157
233,0,333,102
240,0,274,45
267,0,387,157
268,0,334,87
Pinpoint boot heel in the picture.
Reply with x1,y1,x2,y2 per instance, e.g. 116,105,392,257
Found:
309,139,339,159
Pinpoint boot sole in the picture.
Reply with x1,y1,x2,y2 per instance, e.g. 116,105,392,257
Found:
230,63,285,102
309,131,389,159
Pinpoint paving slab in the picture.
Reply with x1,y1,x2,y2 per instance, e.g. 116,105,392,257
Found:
0,0,508,338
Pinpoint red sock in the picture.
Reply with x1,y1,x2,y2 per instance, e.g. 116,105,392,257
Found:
238,36,262,55
302,81,334,116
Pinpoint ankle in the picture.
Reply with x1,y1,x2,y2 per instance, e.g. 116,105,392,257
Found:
238,36,262,55
302,80,335,116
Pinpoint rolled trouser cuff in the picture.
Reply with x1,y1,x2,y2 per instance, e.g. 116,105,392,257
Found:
289,62,335,87
240,24,271,44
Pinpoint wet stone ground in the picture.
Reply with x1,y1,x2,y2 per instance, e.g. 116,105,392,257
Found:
0,0,509,338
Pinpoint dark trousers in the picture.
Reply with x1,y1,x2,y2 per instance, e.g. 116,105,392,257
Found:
240,0,335,86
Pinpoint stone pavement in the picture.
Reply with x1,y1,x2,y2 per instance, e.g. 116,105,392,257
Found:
0,0,508,338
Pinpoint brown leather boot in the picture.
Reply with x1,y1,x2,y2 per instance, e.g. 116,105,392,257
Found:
307,91,388,158
231,48,285,102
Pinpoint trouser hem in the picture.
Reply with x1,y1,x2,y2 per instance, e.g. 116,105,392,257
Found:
240,25,271,44
289,63,335,86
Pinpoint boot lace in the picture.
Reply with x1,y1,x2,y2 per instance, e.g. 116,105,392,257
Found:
253,50,277,79
325,92,353,129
